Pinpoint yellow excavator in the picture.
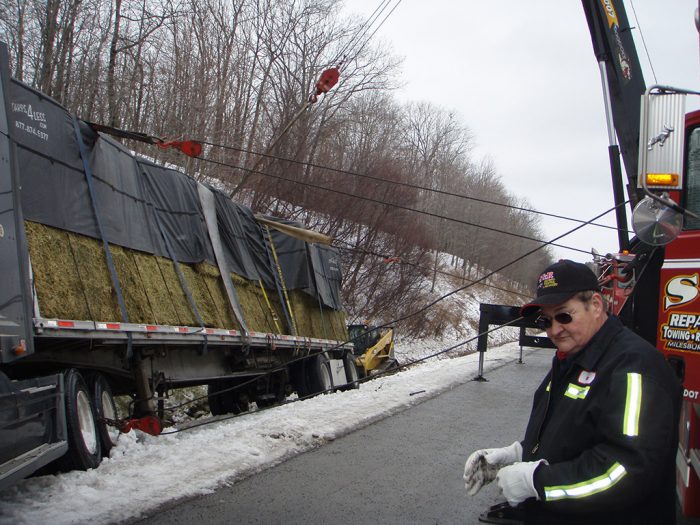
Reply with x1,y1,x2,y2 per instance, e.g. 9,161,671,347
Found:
347,323,399,377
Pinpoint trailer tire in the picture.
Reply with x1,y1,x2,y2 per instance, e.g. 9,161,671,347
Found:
208,381,249,416
56,369,102,471
343,352,360,390
307,353,334,395
208,381,226,416
289,359,311,398
85,372,120,456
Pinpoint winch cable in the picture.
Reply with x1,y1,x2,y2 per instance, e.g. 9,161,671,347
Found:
228,0,403,196
332,201,629,340
331,0,397,69
629,0,658,84
82,122,626,234
157,201,626,419
198,139,626,233
159,311,540,435
322,0,404,97
200,154,605,256
333,239,532,300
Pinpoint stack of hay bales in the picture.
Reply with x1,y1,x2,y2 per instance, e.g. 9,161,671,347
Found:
26,221,347,340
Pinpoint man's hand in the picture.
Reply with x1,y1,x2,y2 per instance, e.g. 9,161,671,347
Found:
495,460,546,506
463,441,523,495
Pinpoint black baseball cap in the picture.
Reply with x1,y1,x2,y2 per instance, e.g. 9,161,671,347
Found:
520,259,600,317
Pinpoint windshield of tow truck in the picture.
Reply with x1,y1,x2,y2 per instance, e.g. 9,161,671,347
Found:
686,127,700,229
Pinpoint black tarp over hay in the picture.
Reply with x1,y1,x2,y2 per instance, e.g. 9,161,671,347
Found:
10,76,346,341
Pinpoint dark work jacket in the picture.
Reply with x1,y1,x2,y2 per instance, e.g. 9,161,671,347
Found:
520,316,682,525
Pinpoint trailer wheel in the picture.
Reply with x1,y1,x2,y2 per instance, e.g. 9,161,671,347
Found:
343,352,360,390
56,369,102,471
86,372,120,456
208,381,226,416
307,353,334,395
208,381,249,416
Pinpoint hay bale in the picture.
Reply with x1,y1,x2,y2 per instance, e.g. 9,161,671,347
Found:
154,258,197,326
289,290,347,341
179,263,223,327
111,246,154,324
231,274,282,333
130,252,180,325
25,221,91,320
25,221,348,340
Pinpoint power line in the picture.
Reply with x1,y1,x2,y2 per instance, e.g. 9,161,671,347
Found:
629,0,658,84
200,154,616,255
340,0,404,68
334,239,532,299
201,139,626,233
332,0,398,68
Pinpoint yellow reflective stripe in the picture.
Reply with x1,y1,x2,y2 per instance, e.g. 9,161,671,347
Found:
544,462,627,501
564,383,590,400
546,381,551,392
623,373,642,436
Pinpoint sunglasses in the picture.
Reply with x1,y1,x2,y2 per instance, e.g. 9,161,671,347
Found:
534,312,574,330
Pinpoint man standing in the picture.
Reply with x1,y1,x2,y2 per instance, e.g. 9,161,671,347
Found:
463,259,682,524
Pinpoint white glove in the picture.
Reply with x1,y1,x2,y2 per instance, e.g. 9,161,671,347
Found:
495,460,546,506
463,441,523,495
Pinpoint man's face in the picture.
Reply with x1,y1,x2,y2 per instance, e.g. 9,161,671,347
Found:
539,294,605,355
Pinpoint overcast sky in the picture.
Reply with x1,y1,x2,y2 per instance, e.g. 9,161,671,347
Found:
344,0,700,264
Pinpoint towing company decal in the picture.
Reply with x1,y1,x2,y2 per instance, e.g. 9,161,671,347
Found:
660,273,700,353
599,0,632,81
664,273,699,310
600,0,619,28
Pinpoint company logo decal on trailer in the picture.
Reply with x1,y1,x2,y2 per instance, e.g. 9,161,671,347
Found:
11,101,49,142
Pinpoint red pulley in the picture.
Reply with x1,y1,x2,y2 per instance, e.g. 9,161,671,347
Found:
316,67,340,95
309,67,340,103
158,140,203,158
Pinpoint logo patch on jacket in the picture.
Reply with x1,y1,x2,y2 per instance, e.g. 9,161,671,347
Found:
578,370,596,385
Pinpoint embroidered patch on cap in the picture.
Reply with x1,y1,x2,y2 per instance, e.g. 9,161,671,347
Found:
538,271,558,289
578,370,596,385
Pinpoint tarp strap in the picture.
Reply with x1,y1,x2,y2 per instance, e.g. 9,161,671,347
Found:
258,279,283,333
72,117,133,360
141,170,208,355
263,225,297,336
310,247,329,340
196,183,249,334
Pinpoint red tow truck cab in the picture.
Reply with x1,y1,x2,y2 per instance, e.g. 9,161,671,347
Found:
656,109,700,516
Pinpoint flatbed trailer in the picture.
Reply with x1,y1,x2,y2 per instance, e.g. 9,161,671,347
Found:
0,40,356,489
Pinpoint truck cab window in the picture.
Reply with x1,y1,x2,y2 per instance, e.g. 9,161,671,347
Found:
685,127,700,229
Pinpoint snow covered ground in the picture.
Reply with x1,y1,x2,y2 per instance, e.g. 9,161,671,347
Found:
0,339,524,525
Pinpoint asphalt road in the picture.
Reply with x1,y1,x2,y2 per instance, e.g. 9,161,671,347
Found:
130,349,550,525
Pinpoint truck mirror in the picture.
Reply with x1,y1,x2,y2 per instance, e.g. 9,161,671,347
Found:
631,195,683,246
